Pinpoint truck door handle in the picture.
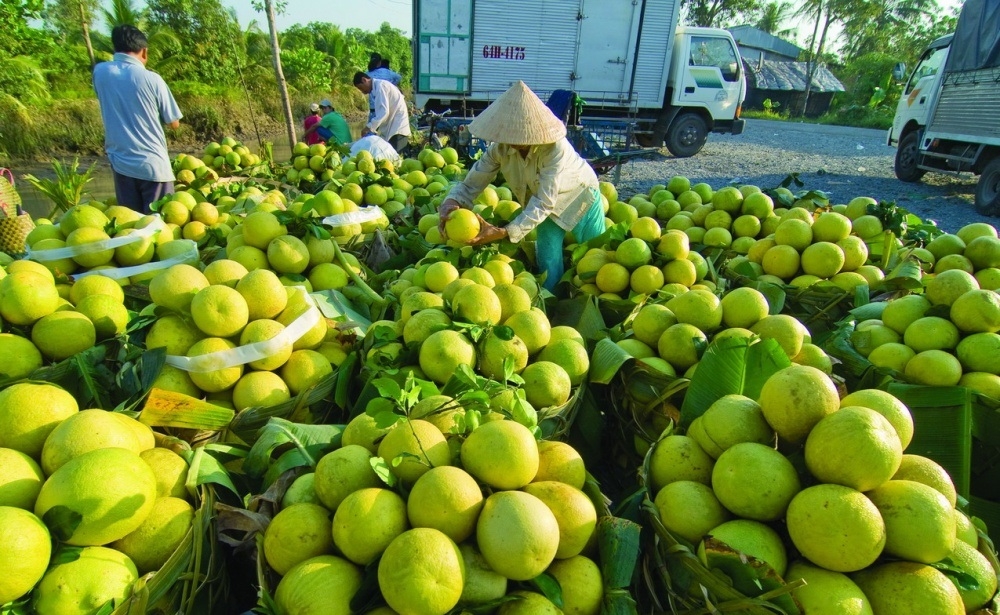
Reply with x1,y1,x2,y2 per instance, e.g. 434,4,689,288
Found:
685,86,695,93
919,96,926,104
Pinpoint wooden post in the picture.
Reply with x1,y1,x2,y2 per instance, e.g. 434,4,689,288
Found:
264,0,297,151
80,0,96,69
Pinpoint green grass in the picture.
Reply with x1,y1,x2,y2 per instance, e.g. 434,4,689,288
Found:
741,105,894,131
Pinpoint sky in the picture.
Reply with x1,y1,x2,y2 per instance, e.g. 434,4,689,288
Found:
224,0,964,45
227,0,414,34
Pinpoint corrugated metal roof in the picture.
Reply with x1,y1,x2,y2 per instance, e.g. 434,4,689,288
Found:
744,59,846,93
728,25,801,60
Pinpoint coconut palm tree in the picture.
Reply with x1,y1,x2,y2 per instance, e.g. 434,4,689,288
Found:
95,0,183,79
840,0,939,61
794,0,853,115
755,2,795,38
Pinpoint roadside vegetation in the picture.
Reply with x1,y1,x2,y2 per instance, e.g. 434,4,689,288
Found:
0,0,960,162
0,0,410,164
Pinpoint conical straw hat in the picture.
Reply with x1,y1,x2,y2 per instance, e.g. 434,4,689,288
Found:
468,81,567,145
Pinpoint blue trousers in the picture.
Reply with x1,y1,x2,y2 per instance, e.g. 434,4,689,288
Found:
535,191,606,291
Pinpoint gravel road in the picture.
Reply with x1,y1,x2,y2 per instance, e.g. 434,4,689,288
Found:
610,118,991,234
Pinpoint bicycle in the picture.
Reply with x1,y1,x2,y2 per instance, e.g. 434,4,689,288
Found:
405,109,455,156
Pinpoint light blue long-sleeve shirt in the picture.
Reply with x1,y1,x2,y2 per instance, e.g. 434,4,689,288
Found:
93,53,182,182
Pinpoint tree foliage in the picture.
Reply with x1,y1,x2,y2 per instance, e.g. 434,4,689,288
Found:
0,0,51,57
681,0,761,27
754,1,795,38
45,0,101,43
280,47,330,92
840,0,955,64
146,0,246,84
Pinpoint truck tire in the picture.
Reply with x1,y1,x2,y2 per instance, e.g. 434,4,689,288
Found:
665,113,707,158
894,131,925,183
975,157,1000,217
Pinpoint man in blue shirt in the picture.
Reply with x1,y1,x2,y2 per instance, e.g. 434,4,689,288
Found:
367,52,402,86
93,25,182,214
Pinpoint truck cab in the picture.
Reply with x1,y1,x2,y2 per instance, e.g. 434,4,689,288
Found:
887,34,951,150
652,27,746,155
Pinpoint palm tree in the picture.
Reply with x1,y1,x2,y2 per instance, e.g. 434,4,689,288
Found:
95,0,183,78
794,0,855,115
840,0,938,61
756,2,795,38
100,0,144,32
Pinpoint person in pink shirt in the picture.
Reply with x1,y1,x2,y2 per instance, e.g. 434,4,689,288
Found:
303,103,323,145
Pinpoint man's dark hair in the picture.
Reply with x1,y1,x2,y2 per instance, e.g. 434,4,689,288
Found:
112,25,148,54
368,52,382,72
353,71,371,86
380,59,390,69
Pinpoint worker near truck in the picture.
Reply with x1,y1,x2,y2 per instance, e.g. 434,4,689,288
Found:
353,72,411,152
438,81,605,292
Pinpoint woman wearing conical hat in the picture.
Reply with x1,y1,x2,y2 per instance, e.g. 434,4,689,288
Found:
438,81,605,292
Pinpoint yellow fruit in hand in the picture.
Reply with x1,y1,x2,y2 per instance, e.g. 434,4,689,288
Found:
444,208,481,243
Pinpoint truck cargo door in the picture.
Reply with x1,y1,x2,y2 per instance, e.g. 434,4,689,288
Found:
415,0,474,95
574,0,642,103
469,0,580,97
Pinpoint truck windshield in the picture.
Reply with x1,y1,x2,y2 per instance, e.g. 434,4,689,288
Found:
690,36,741,82
906,46,948,94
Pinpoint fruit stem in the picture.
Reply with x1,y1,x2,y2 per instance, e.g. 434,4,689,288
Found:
332,241,385,306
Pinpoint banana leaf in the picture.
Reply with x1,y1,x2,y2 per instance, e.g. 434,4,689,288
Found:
547,294,607,341
679,336,789,429
0,344,115,409
580,473,641,615
590,337,636,385
242,417,344,486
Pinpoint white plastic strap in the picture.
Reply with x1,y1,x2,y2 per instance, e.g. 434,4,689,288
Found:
322,207,386,229
27,215,167,262
74,240,200,281
164,288,323,373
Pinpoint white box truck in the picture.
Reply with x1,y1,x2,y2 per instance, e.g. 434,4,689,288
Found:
888,0,1000,216
411,0,746,158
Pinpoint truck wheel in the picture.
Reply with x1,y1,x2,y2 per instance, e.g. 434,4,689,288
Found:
665,113,707,158
894,132,925,183
975,157,1000,217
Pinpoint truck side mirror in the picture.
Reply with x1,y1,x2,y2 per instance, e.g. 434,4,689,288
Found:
892,62,907,82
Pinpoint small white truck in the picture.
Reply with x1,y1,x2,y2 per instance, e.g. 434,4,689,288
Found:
411,0,746,158
888,0,1000,215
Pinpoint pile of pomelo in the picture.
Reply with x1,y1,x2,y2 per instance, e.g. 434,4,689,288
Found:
842,222,1000,397
176,136,262,184
597,176,884,292
263,413,603,614
647,365,997,613
4,132,1000,615
0,257,132,372
365,248,590,415
21,201,203,281
0,382,198,612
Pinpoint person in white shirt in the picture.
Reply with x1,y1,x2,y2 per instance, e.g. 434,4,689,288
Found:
353,71,411,152
438,81,605,292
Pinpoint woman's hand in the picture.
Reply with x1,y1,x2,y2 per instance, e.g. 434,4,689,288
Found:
470,216,508,246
